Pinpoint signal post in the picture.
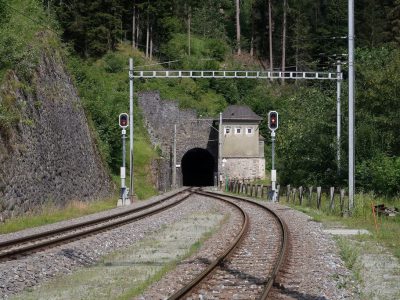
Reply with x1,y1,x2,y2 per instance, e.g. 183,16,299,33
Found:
118,113,130,206
268,111,278,202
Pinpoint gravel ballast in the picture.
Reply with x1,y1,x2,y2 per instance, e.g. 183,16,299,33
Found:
268,202,358,299
1,193,228,299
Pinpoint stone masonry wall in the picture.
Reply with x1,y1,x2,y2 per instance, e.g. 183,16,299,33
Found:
223,158,265,180
0,46,113,220
138,92,218,189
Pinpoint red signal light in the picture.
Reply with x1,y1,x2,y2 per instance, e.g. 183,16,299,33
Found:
268,111,278,131
119,113,129,129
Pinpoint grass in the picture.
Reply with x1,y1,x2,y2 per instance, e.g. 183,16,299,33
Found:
281,191,400,260
334,236,362,282
0,197,117,234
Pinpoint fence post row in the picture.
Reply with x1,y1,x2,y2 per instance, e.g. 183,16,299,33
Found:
225,181,346,213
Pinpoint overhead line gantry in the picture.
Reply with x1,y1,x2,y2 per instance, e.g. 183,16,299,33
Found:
128,63,345,206
132,70,341,80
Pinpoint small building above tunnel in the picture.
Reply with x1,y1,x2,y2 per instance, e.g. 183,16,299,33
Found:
218,105,265,181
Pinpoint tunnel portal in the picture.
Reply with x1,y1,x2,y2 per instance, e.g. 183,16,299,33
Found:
181,148,215,186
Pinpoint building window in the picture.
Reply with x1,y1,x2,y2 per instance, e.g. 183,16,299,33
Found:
246,127,254,135
235,127,242,134
224,126,231,134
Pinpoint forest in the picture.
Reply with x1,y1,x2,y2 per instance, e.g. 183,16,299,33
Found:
1,0,400,196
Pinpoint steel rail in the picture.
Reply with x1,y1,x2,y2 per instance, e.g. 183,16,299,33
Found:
200,190,288,300
168,192,249,300
0,188,193,260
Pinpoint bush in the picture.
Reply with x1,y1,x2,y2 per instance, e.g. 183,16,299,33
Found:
103,52,125,73
357,154,400,196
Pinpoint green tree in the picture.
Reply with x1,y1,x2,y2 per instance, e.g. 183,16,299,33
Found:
54,0,126,57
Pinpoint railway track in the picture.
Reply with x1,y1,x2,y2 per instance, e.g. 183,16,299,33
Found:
168,190,288,300
0,188,195,261
1,188,288,299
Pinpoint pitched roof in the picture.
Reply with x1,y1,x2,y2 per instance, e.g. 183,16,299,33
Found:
220,105,263,122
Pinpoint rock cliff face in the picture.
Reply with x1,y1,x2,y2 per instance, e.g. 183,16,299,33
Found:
0,46,113,220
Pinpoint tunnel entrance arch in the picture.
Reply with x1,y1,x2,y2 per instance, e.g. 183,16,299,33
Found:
181,148,215,186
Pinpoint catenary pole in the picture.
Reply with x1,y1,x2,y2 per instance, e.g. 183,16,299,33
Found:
129,58,134,201
348,0,355,210
337,61,342,175
218,112,222,189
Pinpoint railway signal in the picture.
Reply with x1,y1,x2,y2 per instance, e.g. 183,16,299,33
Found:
268,111,279,202
268,111,278,131
119,113,129,129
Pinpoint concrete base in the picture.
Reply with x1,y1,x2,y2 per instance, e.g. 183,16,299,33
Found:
323,229,370,235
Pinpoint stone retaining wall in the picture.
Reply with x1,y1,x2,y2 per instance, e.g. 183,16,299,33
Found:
0,46,113,220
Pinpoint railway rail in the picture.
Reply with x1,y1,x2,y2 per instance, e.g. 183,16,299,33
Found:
168,190,288,300
0,188,195,261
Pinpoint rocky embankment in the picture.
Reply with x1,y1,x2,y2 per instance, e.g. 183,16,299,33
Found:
0,37,112,221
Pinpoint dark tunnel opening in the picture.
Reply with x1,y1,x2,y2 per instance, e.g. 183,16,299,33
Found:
181,148,215,186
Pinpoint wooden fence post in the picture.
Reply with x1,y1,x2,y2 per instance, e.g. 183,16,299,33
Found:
260,185,264,198
317,187,322,209
292,188,297,204
340,189,345,216
308,186,313,206
329,187,335,211
276,184,280,202
299,186,303,205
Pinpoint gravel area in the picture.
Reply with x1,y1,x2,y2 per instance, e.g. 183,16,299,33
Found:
332,234,400,300
267,203,359,299
358,242,400,300
0,192,224,299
